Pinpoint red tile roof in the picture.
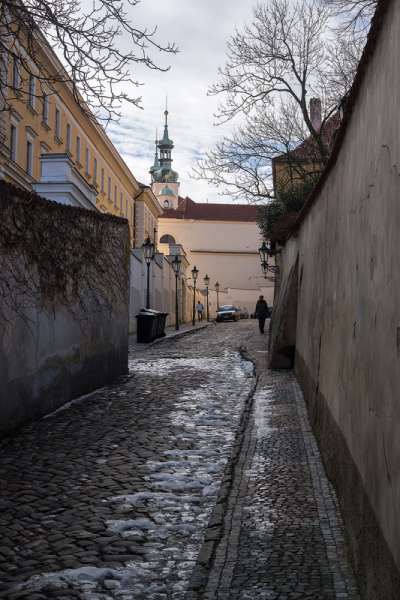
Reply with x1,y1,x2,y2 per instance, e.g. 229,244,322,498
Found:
160,196,258,222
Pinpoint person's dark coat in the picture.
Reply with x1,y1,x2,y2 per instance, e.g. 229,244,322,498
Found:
255,300,269,318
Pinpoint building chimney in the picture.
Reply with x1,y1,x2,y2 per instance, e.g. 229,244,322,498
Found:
309,98,321,131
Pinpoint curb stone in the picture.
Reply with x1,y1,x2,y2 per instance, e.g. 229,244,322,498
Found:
184,337,258,598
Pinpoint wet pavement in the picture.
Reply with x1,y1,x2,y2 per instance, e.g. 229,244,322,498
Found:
0,321,360,600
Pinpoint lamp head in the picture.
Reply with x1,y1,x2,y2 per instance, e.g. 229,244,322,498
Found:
191,265,199,281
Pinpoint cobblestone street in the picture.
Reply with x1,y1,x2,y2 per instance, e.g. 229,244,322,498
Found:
0,321,360,600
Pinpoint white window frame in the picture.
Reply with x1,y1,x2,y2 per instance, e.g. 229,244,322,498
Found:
85,147,90,174
28,74,35,109
164,200,169,209
9,120,18,162
42,91,49,124
93,158,98,184
26,133,34,176
55,107,61,139
66,122,71,152
12,57,20,90
76,136,81,163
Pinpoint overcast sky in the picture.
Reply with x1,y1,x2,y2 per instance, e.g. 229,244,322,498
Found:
106,0,255,204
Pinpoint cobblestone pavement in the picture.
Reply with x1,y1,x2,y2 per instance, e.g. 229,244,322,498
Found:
202,353,360,600
0,321,255,600
0,322,360,600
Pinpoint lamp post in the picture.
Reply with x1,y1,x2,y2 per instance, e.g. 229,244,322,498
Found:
191,265,199,326
215,282,220,310
142,236,155,309
172,254,181,331
204,274,210,322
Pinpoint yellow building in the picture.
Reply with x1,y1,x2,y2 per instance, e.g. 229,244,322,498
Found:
0,32,161,247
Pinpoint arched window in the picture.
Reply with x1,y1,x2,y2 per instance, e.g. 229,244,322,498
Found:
160,234,176,244
164,200,169,208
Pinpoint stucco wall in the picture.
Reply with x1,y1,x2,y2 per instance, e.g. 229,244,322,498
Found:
286,1,400,596
158,219,271,293
0,190,130,435
129,250,204,334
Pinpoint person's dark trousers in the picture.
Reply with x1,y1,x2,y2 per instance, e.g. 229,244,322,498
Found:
198,311,202,322
258,317,266,334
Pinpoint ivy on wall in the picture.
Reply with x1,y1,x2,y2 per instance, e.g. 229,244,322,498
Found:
0,180,130,329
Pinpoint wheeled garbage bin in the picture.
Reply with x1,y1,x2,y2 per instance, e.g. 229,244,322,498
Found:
135,309,169,343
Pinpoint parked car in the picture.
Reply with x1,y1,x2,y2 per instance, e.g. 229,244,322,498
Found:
216,305,242,322
240,307,249,319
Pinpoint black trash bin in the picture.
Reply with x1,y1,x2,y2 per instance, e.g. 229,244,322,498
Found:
135,309,169,343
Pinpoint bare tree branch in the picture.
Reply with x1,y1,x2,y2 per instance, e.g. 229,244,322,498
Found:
0,0,178,123
193,0,365,202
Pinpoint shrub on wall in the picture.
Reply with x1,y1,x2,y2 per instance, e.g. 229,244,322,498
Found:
0,180,130,329
257,173,320,245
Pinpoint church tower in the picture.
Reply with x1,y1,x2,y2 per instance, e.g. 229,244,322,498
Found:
149,104,180,209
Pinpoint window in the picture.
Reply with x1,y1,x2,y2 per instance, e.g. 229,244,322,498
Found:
120,192,123,213
114,185,117,206
76,136,81,163
93,158,98,184
42,92,49,124
101,167,105,192
85,147,90,173
164,200,169,208
12,57,20,89
126,200,128,217
160,234,176,244
130,205,134,226
28,74,35,109
108,176,111,199
66,123,71,152
26,138,33,175
55,108,61,139
10,124,17,162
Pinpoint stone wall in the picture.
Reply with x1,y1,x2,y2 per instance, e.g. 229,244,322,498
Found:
269,1,400,597
0,182,130,435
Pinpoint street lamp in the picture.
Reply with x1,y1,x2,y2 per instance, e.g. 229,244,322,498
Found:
204,274,210,322
215,282,220,310
142,236,155,309
172,254,181,331
261,261,269,278
259,241,270,264
191,265,199,326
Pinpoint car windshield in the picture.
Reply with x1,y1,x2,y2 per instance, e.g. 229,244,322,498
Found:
219,305,234,312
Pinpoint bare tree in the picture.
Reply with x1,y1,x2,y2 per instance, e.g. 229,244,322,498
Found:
192,0,364,201
0,0,178,123
325,0,377,34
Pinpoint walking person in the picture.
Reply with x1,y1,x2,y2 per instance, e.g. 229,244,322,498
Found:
254,295,269,334
196,301,204,322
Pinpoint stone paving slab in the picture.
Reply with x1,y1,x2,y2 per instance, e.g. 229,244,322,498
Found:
0,321,255,600
196,332,360,600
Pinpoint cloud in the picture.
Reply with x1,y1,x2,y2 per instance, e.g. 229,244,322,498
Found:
106,0,255,204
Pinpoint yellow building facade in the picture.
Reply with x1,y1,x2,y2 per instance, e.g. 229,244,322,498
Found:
0,35,161,247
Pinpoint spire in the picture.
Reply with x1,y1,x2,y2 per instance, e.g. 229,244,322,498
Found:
149,129,160,179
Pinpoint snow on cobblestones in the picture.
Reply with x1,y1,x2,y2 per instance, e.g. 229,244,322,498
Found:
4,328,254,600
